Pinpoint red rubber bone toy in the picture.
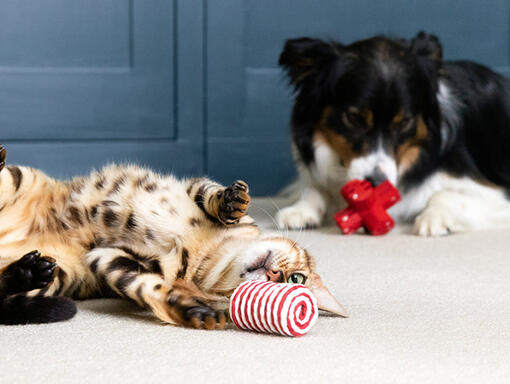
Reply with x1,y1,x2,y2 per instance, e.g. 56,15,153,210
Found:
334,179,401,236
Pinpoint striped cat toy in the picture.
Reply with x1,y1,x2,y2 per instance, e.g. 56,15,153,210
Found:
229,280,318,337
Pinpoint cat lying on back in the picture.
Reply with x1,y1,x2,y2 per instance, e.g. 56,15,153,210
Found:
0,146,346,328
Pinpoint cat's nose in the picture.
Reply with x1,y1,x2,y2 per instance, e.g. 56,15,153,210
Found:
266,270,282,282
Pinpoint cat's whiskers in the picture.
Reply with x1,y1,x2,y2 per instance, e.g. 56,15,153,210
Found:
267,198,290,238
288,231,319,255
288,223,305,249
252,204,285,239
253,199,317,259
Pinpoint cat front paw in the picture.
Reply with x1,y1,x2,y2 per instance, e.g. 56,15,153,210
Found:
167,292,227,330
218,180,250,225
2,251,57,294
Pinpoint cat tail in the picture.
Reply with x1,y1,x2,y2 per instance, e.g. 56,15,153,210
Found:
0,295,77,325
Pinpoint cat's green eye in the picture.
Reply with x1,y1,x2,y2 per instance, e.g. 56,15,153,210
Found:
287,273,306,285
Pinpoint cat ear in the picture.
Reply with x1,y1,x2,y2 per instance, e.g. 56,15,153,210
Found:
309,273,348,317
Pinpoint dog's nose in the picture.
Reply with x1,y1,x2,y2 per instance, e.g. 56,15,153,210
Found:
365,167,386,187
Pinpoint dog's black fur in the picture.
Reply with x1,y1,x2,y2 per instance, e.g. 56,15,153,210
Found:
279,31,510,194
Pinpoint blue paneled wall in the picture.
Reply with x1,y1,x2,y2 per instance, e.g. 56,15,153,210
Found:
0,0,509,195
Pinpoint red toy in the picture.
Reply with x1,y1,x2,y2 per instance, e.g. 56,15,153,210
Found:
334,179,401,236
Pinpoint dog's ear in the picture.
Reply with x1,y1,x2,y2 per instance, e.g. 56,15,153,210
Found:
279,38,342,89
411,31,443,61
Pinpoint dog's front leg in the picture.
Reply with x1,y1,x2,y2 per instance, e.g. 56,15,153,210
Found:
413,187,510,236
276,187,327,230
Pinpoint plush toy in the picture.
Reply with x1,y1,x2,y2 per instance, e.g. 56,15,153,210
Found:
229,280,318,337
334,179,401,236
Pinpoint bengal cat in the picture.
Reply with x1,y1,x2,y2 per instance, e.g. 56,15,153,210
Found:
0,145,346,328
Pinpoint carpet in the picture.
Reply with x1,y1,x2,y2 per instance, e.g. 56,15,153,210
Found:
1,198,510,383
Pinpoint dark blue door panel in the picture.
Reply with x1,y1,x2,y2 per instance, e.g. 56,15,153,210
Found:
0,0,205,178
0,0,175,140
0,1,129,68
206,0,510,195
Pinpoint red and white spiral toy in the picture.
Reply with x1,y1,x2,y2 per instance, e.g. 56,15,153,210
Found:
229,280,319,337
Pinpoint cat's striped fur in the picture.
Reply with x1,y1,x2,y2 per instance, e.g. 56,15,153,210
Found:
0,146,346,328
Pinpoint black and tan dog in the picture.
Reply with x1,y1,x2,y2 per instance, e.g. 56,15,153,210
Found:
277,31,510,236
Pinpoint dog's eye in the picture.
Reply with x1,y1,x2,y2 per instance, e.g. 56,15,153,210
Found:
344,111,366,128
395,116,414,131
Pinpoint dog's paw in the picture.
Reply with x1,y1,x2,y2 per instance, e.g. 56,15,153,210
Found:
276,204,322,230
413,208,460,237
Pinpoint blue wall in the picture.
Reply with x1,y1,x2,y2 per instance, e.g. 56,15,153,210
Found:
1,0,509,195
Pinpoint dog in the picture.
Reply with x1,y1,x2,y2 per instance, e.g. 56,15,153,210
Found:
276,31,510,236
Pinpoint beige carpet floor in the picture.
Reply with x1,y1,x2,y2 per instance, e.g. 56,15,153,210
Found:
2,198,510,383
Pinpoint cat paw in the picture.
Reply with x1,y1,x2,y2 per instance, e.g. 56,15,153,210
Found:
218,180,250,225
3,251,57,294
167,293,227,330
413,209,459,237
0,145,6,171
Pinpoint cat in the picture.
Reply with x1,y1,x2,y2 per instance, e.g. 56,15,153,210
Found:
0,145,347,328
